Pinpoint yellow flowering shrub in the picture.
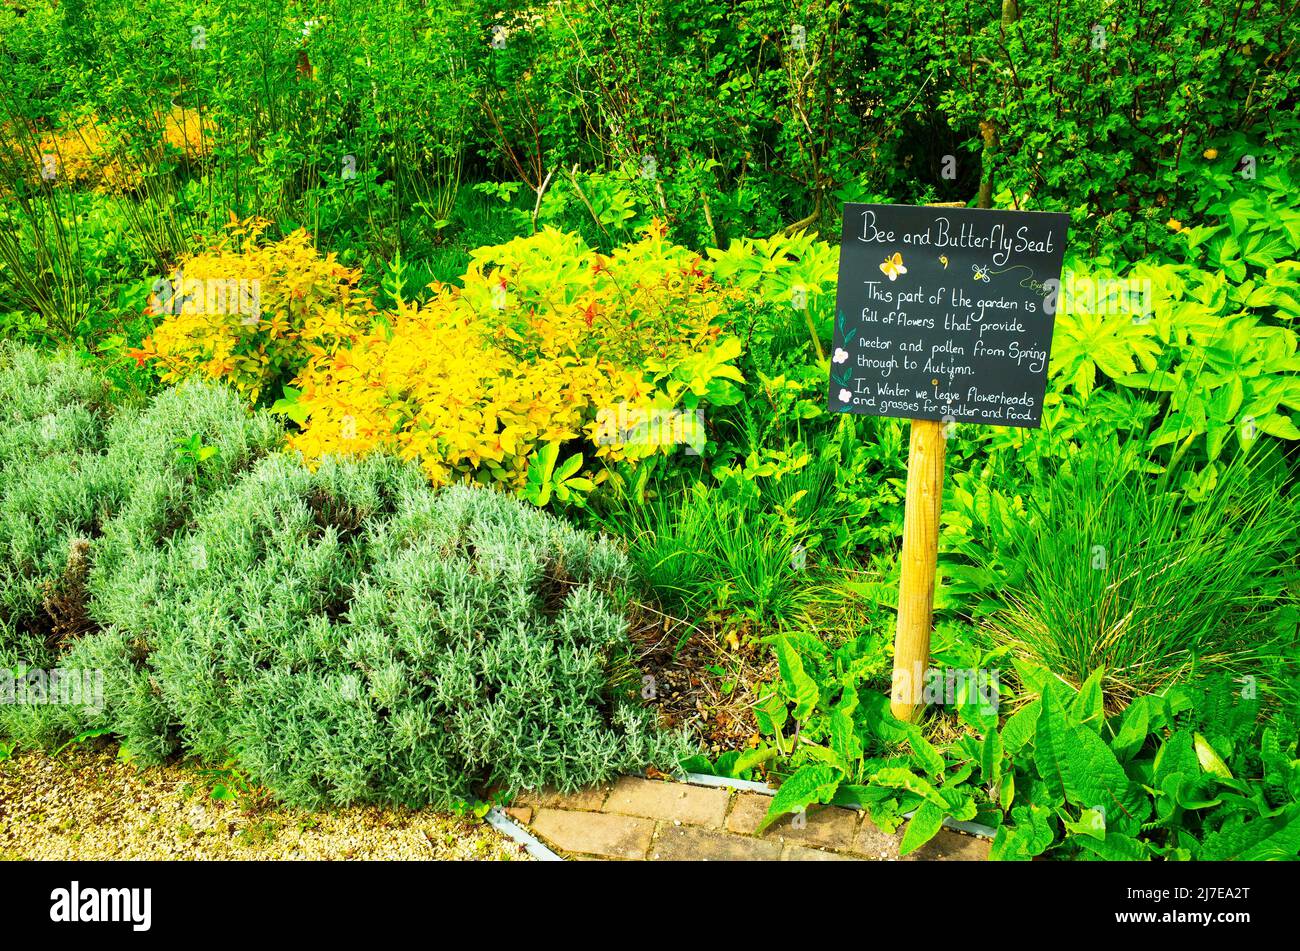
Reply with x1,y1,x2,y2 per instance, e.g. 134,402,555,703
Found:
133,216,374,403
289,224,746,491
28,107,210,193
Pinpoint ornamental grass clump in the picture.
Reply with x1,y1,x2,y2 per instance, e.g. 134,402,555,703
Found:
963,441,1298,709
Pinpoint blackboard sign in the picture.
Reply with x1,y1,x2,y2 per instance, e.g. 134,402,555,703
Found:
828,204,1069,428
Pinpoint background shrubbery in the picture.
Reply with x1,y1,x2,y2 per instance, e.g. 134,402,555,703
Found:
3,0,1295,342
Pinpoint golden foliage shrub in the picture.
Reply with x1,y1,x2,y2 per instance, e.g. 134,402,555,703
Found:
133,216,374,403
289,224,746,490
27,107,210,193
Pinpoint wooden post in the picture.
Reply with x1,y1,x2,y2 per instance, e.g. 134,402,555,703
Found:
890,416,947,721
888,200,963,722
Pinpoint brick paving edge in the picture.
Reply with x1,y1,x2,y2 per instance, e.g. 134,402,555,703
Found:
681,771,997,840
677,771,773,794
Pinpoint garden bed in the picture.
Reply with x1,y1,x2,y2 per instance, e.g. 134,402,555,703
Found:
0,0,1297,864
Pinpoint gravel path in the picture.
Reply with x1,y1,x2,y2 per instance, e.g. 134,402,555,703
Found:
0,746,527,861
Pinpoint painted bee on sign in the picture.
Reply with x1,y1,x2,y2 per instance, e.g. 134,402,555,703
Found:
971,264,991,282
879,252,907,281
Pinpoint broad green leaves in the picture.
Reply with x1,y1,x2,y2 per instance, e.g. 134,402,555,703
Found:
522,442,594,507
1034,684,1150,836
1052,238,1300,467
899,802,945,857
1051,307,1159,399
990,803,1054,860
755,664,1296,862
758,764,842,833
773,635,818,722
1199,807,1300,860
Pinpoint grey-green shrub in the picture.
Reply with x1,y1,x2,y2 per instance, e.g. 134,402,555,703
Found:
0,348,283,754
1,348,685,806
88,376,284,594
0,343,282,668
0,345,111,667
95,451,683,807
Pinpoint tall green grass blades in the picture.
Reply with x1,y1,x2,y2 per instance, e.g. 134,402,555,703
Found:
961,441,1297,707
598,482,813,628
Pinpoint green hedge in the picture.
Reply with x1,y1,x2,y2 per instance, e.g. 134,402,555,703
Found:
5,1,1291,256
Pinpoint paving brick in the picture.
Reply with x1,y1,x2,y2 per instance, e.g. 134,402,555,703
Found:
782,844,864,861
551,786,612,812
503,806,532,825
723,791,776,833
513,784,611,812
848,815,902,859
530,809,654,859
651,825,783,861
603,777,730,827
724,792,859,850
520,778,990,861
843,814,990,861
902,827,990,861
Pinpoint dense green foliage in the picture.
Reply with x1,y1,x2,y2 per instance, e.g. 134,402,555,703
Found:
734,440,1299,858
0,2,1296,858
0,347,682,807
3,0,1296,343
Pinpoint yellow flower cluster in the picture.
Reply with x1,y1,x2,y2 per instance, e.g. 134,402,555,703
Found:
31,107,210,193
289,225,744,489
135,216,373,403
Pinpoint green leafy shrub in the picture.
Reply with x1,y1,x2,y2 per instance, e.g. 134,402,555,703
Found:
5,0,1294,269
1046,172,1300,474
900,1,1297,255
751,652,1300,859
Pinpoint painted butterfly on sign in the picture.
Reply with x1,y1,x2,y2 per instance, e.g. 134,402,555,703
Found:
879,252,907,281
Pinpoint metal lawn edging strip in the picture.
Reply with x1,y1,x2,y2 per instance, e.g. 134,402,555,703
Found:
486,807,565,861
